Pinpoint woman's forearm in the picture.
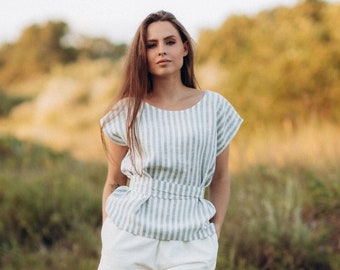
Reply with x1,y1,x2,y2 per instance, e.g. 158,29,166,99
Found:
209,146,231,238
208,175,230,237
102,178,127,222
102,183,112,222
101,142,129,223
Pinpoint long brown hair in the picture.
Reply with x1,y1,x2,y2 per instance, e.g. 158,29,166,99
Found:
101,10,198,168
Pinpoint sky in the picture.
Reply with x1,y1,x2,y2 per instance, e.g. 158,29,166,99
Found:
1,0,339,45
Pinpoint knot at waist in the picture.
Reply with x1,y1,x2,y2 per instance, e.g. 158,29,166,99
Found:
129,177,205,199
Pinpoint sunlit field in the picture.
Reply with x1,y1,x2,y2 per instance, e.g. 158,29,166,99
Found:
1,123,339,269
218,123,340,269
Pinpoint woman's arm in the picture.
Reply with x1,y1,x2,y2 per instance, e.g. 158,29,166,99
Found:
102,139,128,222
208,145,231,238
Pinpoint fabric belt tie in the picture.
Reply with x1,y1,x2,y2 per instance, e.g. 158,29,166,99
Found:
129,177,205,200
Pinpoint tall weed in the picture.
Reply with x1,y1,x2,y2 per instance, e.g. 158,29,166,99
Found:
1,129,339,269
0,136,106,269
217,164,339,270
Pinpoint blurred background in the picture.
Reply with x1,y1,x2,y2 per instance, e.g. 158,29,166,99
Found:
0,0,339,269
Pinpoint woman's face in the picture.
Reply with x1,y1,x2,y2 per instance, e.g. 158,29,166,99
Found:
146,21,188,78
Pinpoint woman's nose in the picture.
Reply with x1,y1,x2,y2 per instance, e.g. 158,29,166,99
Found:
158,44,166,56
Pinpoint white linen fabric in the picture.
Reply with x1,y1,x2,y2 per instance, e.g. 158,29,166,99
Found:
101,90,243,241
98,218,218,270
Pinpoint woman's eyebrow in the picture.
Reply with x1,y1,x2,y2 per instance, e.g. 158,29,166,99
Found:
147,35,177,42
164,35,176,40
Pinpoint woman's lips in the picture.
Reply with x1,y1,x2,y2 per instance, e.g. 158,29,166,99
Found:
157,59,171,64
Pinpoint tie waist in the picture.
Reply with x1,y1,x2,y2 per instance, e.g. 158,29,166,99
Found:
129,177,205,200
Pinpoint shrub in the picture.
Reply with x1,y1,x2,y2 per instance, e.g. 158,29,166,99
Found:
0,90,29,117
0,136,106,269
217,164,339,270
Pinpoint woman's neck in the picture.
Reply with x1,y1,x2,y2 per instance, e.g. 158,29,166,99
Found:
149,75,189,102
145,75,201,111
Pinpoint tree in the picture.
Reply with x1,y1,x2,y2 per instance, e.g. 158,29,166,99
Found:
0,21,77,85
75,36,127,60
197,1,340,127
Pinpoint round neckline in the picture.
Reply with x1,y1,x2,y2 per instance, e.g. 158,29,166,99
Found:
143,90,207,112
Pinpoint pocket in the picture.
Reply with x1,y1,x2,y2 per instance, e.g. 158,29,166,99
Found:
211,233,219,251
204,233,219,264
100,218,123,250
101,217,111,242
208,223,219,251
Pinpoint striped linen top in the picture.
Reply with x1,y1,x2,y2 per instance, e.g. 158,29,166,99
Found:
101,90,243,241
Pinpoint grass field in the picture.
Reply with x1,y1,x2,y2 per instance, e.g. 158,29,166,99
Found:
0,122,339,269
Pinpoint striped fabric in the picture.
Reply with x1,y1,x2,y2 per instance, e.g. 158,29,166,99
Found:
101,90,243,241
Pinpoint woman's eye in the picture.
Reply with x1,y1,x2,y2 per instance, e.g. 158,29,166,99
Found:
167,40,176,45
147,43,156,49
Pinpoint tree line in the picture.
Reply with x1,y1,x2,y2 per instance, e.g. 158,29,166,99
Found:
0,21,127,85
0,0,339,127
197,0,340,127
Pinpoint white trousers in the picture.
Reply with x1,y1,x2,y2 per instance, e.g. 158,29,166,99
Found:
98,218,218,270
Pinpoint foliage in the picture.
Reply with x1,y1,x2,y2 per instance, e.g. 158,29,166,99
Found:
0,131,339,269
217,163,339,270
0,21,77,85
75,36,127,61
0,21,127,87
0,89,29,117
197,1,340,128
0,136,106,269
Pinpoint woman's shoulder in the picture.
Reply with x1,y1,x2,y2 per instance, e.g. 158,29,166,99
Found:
100,98,129,124
204,90,230,104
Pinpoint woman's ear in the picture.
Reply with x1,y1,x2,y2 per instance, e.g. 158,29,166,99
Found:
183,41,189,56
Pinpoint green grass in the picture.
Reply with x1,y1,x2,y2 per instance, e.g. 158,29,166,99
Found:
217,164,339,270
0,136,106,269
0,135,339,269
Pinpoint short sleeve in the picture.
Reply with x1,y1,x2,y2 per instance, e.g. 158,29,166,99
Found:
100,100,128,146
216,95,243,156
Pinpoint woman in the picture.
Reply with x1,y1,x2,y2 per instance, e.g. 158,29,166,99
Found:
98,10,242,270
